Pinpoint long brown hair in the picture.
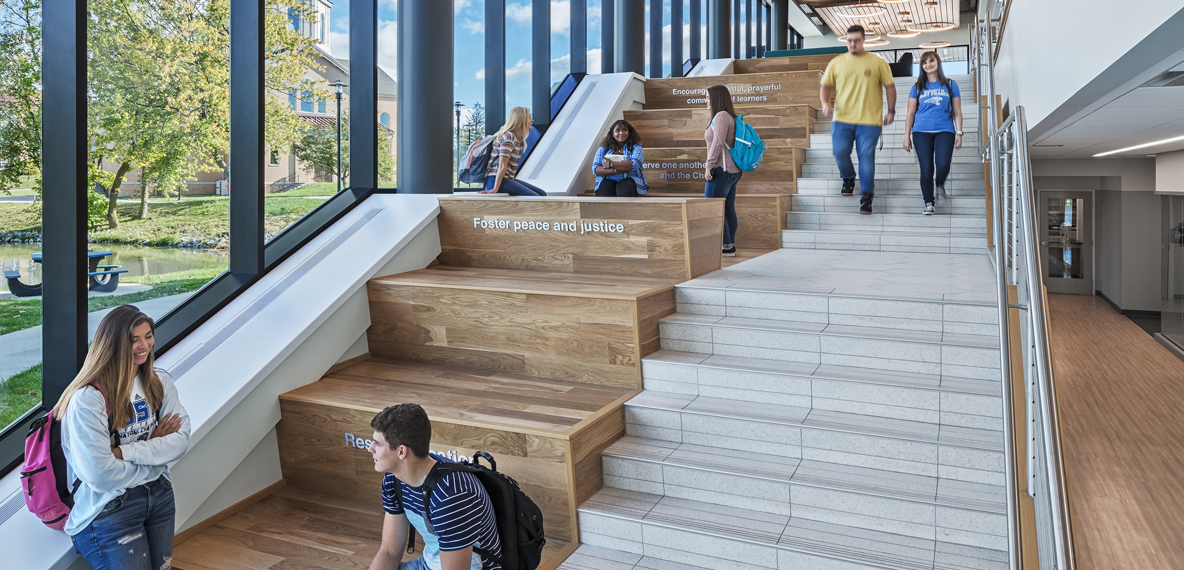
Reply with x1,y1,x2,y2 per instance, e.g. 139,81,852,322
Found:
53,305,164,429
914,51,951,97
706,85,737,125
495,106,532,144
600,120,642,153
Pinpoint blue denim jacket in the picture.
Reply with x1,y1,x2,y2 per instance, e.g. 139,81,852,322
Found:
592,144,648,194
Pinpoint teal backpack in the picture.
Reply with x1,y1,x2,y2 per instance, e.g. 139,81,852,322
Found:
729,114,765,172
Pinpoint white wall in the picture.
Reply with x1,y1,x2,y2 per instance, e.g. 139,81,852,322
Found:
1157,149,1184,193
992,0,1183,131
1033,158,1156,191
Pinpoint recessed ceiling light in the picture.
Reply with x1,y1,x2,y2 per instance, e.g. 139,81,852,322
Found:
924,0,939,5
1094,134,1184,157
897,10,911,15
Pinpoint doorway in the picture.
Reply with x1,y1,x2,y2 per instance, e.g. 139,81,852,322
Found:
1039,191,1093,295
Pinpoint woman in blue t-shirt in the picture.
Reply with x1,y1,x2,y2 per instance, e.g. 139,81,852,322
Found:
903,51,963,215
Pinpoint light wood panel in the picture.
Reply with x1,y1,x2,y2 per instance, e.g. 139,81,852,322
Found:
1046,295,1184,570
436,196,723,280
172,485,573,570
735,194,791,250
276,359,632,544
733,54,838,74
366,269,678,388
624,105,816,149
641,147,804,194
644,71,824,110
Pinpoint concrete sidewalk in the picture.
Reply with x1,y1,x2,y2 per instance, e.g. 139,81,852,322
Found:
0,292,192,382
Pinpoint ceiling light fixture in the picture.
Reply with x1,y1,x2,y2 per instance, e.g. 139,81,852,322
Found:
876,0,910,3
923,0,939,5
919,41,951,48
836,4,889,18
908,21,957,32
838,34,883,43
1093,134,1184,157
865,39,891,47
888,29,921,38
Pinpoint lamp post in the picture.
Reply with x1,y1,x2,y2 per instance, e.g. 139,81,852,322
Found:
454,101,464,185
331,80,347,193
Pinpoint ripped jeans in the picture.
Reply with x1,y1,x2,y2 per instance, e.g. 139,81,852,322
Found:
72,476,176,570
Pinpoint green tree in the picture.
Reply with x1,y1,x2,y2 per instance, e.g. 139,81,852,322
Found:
0,0,41,194
292,113,396,187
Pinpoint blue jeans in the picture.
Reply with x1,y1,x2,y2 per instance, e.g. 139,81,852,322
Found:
911,131,955,204
831,121,882,196
399,557,430,570
484,176,547,196
72,477,175,570
705,167,742,247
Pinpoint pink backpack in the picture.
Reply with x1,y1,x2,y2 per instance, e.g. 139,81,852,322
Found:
21,382,111,530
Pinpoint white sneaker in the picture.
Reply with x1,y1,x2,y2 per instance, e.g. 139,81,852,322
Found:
923,203,935,215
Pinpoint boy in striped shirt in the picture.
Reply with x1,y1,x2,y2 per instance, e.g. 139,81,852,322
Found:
367,404,503,570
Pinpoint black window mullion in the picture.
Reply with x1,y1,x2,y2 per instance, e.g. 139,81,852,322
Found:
671,0,683,76
532,0,550,127
571,0,587,74
350,0,377,189
229,0,264,275
485,0,505,133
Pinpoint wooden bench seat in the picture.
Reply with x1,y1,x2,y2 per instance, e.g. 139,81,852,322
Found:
277,358,634,544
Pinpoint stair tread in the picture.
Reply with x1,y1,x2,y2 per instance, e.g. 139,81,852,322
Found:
280,358,633,436
603,435,1007,513
627,389,1005,451
784,229,988,238
645,349,1002,396
660,314,1000,349
369,266,679,300
556,544,714,570
579,488,1008,570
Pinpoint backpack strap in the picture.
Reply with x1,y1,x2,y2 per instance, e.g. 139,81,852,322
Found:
420,460,510,569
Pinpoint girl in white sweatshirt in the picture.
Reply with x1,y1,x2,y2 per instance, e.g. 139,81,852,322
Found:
54,304,190,569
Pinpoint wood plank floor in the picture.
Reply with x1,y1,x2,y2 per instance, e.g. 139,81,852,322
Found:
1047,294,1184,570
281,359,635,435
173,486,572,570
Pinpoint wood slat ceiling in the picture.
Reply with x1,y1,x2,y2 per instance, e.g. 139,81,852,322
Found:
801,0,959,39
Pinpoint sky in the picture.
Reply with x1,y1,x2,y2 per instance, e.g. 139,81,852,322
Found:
325,0,722,127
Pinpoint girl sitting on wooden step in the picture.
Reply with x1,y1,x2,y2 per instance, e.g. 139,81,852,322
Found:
592,120,649,197
480,106,548,197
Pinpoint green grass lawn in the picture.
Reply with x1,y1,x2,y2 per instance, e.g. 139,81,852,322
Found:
0,266,224,336
0,364,42,431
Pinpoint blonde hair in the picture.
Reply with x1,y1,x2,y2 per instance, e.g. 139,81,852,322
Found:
52,305,164,429
495,106,532,143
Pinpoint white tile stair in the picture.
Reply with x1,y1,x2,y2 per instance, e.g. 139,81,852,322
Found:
795,178,985,196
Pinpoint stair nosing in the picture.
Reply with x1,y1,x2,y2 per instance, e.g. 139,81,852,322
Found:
601,439,1007,515
643,350,1002,397
577,500,937,570
658,315,1001,350
782,229,988,238
673,282,997,307
625,397,1004,453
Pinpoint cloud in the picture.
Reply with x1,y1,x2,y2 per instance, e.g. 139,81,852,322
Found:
461,19,483,34
377,19,398,77
506,58,532,81
327,30,349,59
456,0,472,11
506,1,571,35
476,68,485,80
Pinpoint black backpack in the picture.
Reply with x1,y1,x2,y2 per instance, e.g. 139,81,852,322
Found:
405,451,546,570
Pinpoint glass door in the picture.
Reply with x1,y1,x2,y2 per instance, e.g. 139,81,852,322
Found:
1165,196,1184,349
1039,191,1093,295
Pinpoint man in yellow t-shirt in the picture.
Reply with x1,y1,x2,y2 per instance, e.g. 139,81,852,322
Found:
820,25,897,215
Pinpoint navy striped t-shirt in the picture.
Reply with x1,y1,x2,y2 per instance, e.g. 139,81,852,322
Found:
382,454,503,570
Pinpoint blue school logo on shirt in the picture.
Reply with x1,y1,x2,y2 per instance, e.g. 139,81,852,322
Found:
130,399,150,425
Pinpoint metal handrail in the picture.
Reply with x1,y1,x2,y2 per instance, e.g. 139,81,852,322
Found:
976,12,1077,570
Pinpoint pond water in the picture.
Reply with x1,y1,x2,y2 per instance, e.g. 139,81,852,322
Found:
0,243,228,290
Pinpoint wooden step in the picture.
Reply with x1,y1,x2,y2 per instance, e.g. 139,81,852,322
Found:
276,358,637,544
576,192,791,251
172,484,576,570
367,266,678,388
437,196,723,280
644,70,823,110
642,147,804,194
624,104,817,149
733,53,838,74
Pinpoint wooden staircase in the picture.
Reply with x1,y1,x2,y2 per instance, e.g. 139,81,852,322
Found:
174,195,726,569
587,53,841,250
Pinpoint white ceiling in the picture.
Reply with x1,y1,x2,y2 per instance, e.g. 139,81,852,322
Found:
802,0,961,38
1030,48,1184,160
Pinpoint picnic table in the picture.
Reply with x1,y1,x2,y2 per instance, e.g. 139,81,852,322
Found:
3,251,128,297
